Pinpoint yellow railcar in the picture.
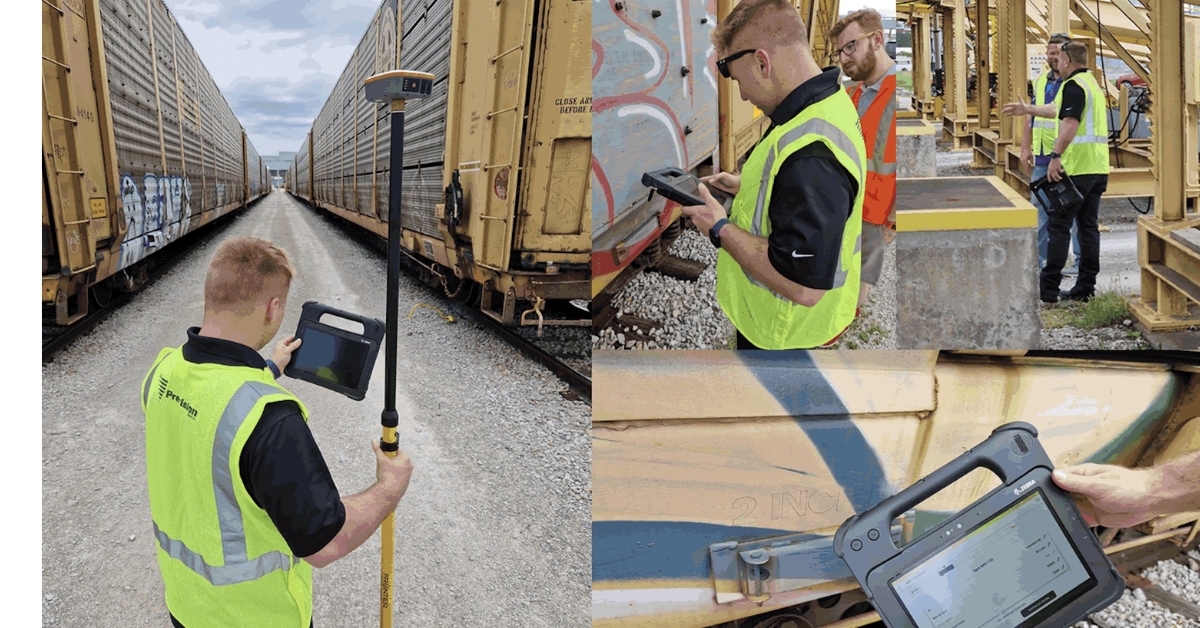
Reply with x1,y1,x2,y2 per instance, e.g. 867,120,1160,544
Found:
41,0,268,325
287,0,591,328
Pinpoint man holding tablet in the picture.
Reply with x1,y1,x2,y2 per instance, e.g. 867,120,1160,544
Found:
140,236,414,627
682,0,866,350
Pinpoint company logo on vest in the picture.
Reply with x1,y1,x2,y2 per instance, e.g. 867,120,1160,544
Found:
157,376,198,419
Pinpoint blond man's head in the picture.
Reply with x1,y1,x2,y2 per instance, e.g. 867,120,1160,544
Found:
710,0,816,114
203,237,294,347
711,0,809,54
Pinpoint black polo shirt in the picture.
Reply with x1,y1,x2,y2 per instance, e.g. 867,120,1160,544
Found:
1058,67,1089,122
755,66,860,290
167,327,344,628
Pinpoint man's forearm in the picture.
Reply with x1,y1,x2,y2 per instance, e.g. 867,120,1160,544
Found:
719,223,825,307
1053,118,1080,155
1022,115,1033,152
305,480,401,567
1152,450,1200,514
1025,103,1058,118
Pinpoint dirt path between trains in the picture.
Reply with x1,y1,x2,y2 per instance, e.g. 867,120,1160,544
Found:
41,191,591,627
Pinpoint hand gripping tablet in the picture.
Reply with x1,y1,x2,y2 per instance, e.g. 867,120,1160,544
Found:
641,167,733,209
284,302,385,401
833,422,1123,628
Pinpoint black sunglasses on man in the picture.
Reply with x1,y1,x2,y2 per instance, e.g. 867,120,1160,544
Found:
716,49,757,78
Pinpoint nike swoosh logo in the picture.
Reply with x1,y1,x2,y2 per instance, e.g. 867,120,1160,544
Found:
792,251,814,258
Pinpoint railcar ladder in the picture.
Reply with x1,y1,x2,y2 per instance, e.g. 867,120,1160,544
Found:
42,0,96,324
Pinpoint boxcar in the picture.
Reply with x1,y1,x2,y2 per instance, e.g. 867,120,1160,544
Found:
288,0,591,328
42,0,267,325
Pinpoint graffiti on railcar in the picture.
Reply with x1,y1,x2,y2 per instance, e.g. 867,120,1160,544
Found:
117,172,193,271
591,0,719,234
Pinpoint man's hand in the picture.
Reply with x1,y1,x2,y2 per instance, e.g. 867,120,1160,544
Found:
1047,156,1065,183
1001,98,1029,117
701,172,741,196
372,439,414,502
1020,145,1033,170
883,224,896,244
1052,463,1162,528
680,183,729,236
271,335,302,372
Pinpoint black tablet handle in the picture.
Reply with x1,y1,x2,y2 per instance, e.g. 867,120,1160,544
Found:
835,421,1049,554
300,301,386,338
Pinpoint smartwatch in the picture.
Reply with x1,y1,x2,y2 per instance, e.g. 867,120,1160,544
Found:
709,218,731,248
1049,151,1061,160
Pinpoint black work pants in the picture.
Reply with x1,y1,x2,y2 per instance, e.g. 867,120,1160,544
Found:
1041,174,1106,299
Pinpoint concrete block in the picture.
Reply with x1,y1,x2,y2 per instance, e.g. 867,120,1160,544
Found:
896,176,1041,349
898,119,937,178
896,229,1040,348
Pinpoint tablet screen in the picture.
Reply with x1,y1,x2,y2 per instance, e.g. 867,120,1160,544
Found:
292,327,370,390
890,491,1093,628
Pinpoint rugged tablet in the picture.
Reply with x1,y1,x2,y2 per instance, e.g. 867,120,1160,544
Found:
284,302,385,401
834,422,1123,628
642,167,733,209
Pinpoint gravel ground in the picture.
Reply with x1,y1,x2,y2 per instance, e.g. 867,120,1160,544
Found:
1090,548,1200,628
41,191,590,627
591,225,897,350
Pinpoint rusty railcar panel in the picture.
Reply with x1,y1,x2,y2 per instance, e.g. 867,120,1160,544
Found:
513,0,591,256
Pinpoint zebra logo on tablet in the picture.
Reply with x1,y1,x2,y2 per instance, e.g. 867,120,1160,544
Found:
833,422,1124,628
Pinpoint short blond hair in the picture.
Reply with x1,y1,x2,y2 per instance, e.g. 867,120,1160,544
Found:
204,236,294,311
828,8,884,42
711,0,808,53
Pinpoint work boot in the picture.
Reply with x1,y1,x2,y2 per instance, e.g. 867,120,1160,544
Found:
1040,292,1059,304
1059,289,1093,302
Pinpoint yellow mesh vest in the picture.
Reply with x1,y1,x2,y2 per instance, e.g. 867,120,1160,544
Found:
715,87,866,349
142,347,313,627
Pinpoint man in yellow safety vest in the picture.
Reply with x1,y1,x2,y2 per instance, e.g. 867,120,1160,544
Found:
141,236,414,627
681,0,866,349
1004,41,1108,303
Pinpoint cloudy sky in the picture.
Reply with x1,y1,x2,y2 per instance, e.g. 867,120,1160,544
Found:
167,0,895,158
166,0,381,157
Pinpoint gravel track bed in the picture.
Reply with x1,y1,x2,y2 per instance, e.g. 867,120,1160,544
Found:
592,226,897,350
42,191,590,627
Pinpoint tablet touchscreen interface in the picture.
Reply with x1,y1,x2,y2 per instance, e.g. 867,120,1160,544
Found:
889,491,1094,628
291,326,370,390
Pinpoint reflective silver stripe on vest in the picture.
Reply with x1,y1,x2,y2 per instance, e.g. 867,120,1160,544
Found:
142,353,171,408
153,380,300,586
745,118,865,298
867,98,896,177
1070,76,1107,144
751,119,865,238
1032,119,1056,129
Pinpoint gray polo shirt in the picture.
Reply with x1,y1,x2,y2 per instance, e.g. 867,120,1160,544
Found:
852,62,898,117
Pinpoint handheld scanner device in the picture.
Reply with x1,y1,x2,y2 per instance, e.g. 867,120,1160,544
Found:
284,302,385,401
642,167,734,210
363,70,435,102
833,422,1123,628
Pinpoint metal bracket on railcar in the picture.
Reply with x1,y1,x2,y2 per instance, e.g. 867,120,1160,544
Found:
444,169,463,228
708,514,913,606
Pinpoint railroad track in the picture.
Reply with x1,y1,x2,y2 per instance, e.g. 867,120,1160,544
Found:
299,200,592,400
42,210,244,363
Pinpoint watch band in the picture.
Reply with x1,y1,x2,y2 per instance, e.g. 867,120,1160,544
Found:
709,218,731,248
265,359,281,379
1049,151,1061,160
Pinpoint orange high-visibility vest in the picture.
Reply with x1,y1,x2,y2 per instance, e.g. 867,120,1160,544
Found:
848,72,897,226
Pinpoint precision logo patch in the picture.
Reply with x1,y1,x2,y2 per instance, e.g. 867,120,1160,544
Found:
158,377,198,419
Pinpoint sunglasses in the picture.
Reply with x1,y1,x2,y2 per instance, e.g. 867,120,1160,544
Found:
716,49,757,78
